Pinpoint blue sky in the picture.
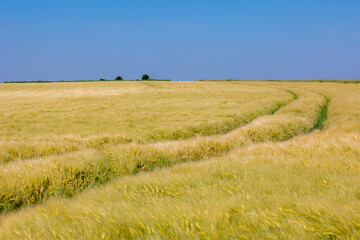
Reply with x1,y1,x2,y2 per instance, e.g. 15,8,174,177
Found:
0,0,359,81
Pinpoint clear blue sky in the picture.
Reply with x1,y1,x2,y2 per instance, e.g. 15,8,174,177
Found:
1,0,359,81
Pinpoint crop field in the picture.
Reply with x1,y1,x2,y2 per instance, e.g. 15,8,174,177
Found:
0,81,359,239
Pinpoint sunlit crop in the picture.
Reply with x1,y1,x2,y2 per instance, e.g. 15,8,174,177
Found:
0,81,359,239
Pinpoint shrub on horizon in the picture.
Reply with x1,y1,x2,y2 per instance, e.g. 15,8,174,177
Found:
142,74,150,80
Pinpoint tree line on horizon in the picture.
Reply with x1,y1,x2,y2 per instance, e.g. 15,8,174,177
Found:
3,74,171,83
99,74,154,81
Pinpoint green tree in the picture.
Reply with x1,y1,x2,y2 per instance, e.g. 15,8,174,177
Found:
115,76,123,80
141,74,150,80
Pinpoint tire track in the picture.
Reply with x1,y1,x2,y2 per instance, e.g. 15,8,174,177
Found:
0,92,293,164
0,89,321,214
312,94,330,130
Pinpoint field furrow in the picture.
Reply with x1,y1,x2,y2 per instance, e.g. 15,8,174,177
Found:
0,83,292,163
0,97,289,164
0,89,325,214
2,131,356,239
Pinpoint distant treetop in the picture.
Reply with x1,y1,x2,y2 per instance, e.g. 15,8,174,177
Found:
142,74,150,80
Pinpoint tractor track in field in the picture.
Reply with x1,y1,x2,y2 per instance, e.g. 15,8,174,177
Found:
312,94,330,130
0,88,329,215
227,81,331,132
0,90,294,165
0,89,297,214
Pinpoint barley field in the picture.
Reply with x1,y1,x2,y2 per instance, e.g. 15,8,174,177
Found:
0,81,359,239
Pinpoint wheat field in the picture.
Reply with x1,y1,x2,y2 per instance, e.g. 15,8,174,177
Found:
0,81,359,239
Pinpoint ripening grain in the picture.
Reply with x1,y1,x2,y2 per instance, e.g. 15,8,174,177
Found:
0,81,291,163
0,81,359,239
